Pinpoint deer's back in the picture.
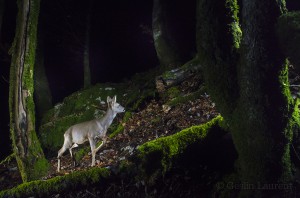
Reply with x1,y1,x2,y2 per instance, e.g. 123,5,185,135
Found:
67,119,101,144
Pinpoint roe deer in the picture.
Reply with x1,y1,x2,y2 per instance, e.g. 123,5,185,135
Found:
57,95,125,172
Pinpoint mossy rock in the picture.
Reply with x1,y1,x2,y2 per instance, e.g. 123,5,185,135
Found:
39,84,125,155
39,78,156,156
135,116,230,184
0,167,110,198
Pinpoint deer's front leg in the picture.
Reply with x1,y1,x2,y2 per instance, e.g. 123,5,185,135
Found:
89,137,96,166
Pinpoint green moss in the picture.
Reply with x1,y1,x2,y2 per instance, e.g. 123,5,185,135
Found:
225,0,242,49
167,87,181,98
109,111,132,138
166,87,206,107
136,116,226,183
7,0,49,182
0,167,110,197
39,71,157,156
40,114,86,155
197,0,240,119
160,86,181,101
278,60,300,183
277,11,300,72
0,154,15,165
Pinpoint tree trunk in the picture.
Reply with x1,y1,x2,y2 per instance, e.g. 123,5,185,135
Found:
152,0,182,68
0,0,4,41
83,0,92,88
34,33,52,124
235,1,297,196
197,0,299,197
9,0,49,182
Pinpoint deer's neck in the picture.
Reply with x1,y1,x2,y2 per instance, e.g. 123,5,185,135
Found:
98,108,116,130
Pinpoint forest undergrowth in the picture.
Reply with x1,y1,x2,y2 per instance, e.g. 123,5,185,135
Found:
1,65,300,196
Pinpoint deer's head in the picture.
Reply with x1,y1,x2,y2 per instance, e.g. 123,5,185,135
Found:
107,95,125,113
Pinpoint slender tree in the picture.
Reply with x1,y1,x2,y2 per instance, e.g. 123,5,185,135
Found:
9,0,49,182
83,0,93,88
197,0,299,197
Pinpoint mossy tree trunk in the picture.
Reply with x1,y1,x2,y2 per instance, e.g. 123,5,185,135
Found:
152,0,182,68
9,0,49,182
277,11,300,73
197,0,299,197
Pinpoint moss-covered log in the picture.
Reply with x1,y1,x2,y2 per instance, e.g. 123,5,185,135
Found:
8,0,49,182
197,0,300,197
155,57,202,92
0,167,110,198
1,116,235,197
135,116,228,183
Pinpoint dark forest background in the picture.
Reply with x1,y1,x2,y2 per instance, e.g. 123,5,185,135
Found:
0,0,199,160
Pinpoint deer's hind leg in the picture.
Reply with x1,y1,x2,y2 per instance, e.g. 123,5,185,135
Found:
57,133,72,172
69,143,79,167
57,145,68,172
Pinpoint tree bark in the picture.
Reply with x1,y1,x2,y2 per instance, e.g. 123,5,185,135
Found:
83,0,92,88
34,33,52,124
9,0,49,182
277,11,300,73
197,0,299,197
152,0,182,68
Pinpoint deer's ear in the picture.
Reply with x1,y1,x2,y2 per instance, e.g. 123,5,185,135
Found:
107,96,111,104
113,95,117,103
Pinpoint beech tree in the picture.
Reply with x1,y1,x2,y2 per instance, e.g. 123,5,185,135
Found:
152,0,183,68
9,0,49,182
197,0,300,197
152,0,198,93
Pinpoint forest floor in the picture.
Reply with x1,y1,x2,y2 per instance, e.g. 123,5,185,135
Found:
0,73,219,192
1,65,299,196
